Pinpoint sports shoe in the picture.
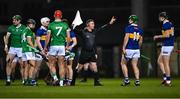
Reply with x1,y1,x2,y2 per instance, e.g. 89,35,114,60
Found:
94,81,103,86
134,81,140,86
5,81,11,86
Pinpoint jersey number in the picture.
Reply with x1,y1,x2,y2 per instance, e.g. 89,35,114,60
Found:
133,32,140,41
56,27,63,36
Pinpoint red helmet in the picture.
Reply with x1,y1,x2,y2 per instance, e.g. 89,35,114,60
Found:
54,10,62,18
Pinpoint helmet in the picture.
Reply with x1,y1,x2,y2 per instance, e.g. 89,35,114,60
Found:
40,17,50,25
54,10,62,18
159,12,168,19
27,19,36,25
12,15,22,20
129,15,138,23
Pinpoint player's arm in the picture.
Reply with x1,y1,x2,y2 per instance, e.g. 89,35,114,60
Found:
139,36,143,48
27,36,35,48
97,16,116,32
36,37,43,50
45,30,51,49
154,30,172,40
122,33,129,54
36,31,43,51
4,32,11,53
66,29,71,45
67,37,77,51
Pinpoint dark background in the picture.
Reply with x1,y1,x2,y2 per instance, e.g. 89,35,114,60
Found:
0,0,180,78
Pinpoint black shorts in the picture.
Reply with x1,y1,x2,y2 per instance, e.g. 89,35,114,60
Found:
78,50,97,64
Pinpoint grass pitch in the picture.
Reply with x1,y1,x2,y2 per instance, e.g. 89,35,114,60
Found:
0,78,180,98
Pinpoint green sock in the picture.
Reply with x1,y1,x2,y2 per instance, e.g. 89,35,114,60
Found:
52,73,58,81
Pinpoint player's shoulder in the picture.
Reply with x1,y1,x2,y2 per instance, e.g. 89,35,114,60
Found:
49,21,55,26
163,21,173,27
8,25,15,29
21,24,26,28
137,26,143,31
70,31,76,37
60,21,69,27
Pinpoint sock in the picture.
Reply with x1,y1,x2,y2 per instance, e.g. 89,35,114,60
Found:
93,71,100,83
124,77,130,83
71,69,78,85
31,79,36,84
7,75,11,82
68,79,72,83
166,76,171,84
29,78,32,84
59,80,64,86
163,74,167,81
135,79,140,84
82,70,88,81
64,79,68,83
52,73,58,81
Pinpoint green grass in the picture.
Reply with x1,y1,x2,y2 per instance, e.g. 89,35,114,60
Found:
0,78,180,98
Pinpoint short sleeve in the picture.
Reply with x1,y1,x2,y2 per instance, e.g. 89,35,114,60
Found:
125,26,130,34
26,30,33,38
70,31,76,38
36,29,42,37
63,22,69,31
139,28,143,36
7,26,12,34
47,24,52,33
163,22,171,31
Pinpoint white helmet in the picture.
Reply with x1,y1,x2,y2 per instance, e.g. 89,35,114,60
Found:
40,17,50,25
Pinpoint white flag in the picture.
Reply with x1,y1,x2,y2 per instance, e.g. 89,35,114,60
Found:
72,10,83,29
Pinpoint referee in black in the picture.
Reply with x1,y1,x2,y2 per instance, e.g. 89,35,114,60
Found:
71,16,116,86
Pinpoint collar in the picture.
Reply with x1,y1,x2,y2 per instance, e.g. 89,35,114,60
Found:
55,19,62,22
163,19,169,24
16,24,22,28
131,23,138,26
40,26,47,30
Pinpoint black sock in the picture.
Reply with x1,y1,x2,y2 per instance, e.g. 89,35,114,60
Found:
92,71,100,83
71,69,78,85
82,70,88,81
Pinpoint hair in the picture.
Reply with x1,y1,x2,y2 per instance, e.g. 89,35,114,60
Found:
86,19,94,25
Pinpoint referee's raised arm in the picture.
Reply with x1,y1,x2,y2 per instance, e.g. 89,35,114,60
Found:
96,16,116,32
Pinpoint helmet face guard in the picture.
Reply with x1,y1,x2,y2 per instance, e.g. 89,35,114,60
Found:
129,15,138,24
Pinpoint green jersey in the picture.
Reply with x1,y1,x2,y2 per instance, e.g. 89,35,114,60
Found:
48,20,69,46
21,27,35,52
7,24,26,48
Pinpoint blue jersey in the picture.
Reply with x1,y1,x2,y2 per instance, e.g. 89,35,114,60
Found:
65,31,76,51
69,31,76,46
125,24,143,49
36,26,48,49
162,21,174,46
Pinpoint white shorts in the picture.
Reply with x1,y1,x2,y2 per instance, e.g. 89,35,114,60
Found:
161,46,174,56
48,46,65,56
22,52,36,61
125,49,140,59
35,53,43,61
12,57,19,63
8,47,22,57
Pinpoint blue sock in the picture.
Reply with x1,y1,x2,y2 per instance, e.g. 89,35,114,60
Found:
124,77,129,83
166,76,171,81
